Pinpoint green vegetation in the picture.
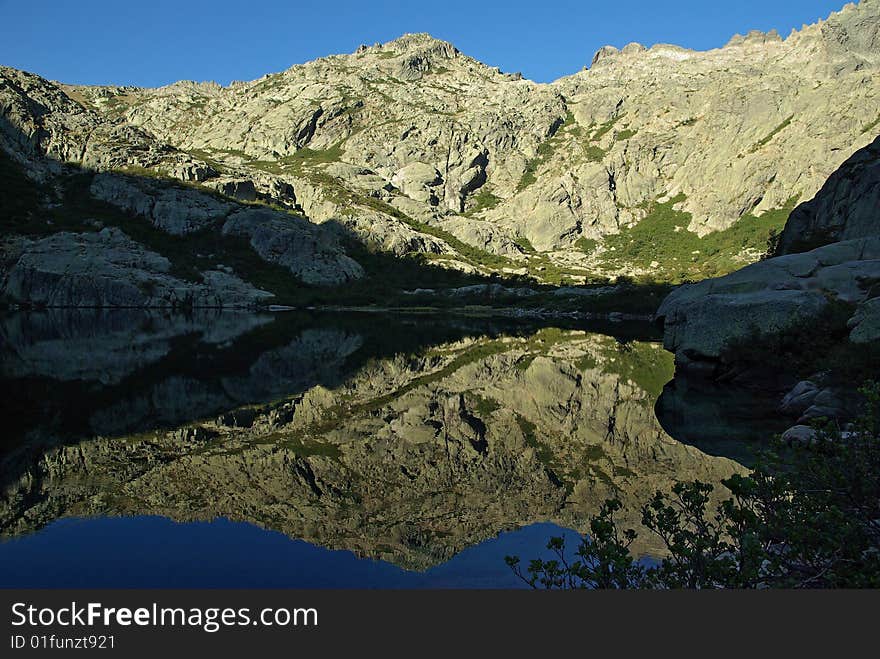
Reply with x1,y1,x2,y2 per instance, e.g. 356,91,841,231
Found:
569,116,622,164
516,414,557,473
250,142,345,174
468,394,501,419
250,432,342,459
750,115,794,152
615,128,637,141
597,341,674,399
591,116,621,142
465,187,502,215
574,237,598,254
516,112,576,192
517,163,539,191
573,353,598,371
507,383,880,589
582,144,607,162
861,114,880,135
512,235,537,254
600,194,798,283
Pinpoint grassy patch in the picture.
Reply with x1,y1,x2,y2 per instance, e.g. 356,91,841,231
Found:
574,353,598,371
465,187,502,215
468,393,501,418
250,142,345,174
582,144,607,162
600,194,798,283
591,116,621,141
574,237,598,254
615,128,637,141
751,115,794,152
513,235,537,254
861,114,880,135
516,415,556,470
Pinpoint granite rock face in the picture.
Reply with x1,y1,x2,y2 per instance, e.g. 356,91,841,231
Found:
657,237,880,364
0,65,366,306
89,173,233,235
657,117,880,368
776,135,880,255
221,208,364,285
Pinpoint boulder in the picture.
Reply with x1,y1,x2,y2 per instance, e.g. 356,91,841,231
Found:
391,162,443,206
781,425,818,444
849,297,880,343
780,380,820,415
0,228,273,307
657,237,880,365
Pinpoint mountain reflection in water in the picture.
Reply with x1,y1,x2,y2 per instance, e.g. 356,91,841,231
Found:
0,309,758,586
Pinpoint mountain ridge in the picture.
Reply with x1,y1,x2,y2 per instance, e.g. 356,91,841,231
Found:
1,0,879,307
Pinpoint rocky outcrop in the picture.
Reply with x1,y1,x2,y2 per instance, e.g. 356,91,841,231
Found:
0,228,273,307
658,116,880,369
90,173,233,235
0,68,366,303
776,135,880,255
221,208,364,285
849,296,880,342
657,237,880,365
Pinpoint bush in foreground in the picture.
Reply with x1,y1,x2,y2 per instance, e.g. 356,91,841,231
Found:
506,383,880,588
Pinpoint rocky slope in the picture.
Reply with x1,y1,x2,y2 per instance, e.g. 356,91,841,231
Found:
776,132,880,254
657,134,880,371
2,1,879,307
0,66,364,308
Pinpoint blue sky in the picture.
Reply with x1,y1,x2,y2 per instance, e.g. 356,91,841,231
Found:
0,0,850,86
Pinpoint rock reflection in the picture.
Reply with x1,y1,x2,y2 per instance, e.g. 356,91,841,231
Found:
0,311,743,570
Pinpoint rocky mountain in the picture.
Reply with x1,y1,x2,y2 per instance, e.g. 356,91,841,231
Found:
2,1,879,306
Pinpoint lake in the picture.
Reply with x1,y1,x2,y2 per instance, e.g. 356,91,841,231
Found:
0,309,782,587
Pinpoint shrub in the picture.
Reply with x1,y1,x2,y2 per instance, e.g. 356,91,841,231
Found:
507,382,880,589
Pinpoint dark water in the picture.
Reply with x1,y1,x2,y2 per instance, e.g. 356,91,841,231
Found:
0,309,775,587
0,517,580,589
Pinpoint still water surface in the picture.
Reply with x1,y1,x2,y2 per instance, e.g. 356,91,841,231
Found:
0,309,783,587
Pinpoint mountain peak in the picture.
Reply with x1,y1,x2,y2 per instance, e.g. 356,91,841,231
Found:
353,32,459,59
